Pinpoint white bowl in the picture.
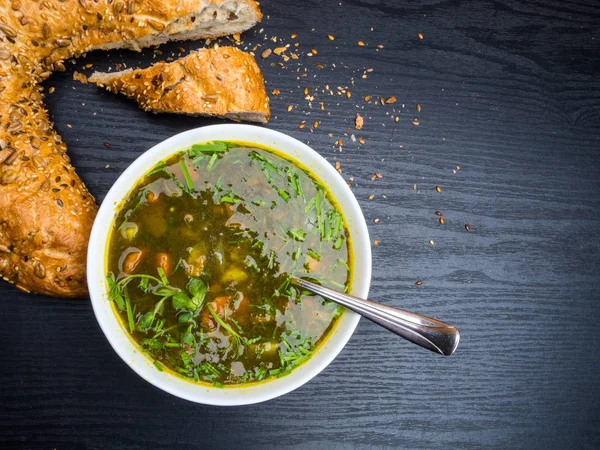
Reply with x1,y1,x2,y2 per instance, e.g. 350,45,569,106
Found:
87,124,371,405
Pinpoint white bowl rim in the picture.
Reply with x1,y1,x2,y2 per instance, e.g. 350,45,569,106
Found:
87,124,371,406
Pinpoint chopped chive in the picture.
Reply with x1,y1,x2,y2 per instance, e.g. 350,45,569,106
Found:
179,159,194,192
207,153,219,171
268,250,275,269
123,286,135,333
307,249,321,261
336,258,350,271
292,246,301,261
173,257,183,273
157,267,169,285
275,186,290,202
252,200,265,206
333,235,344,250
146,161,166,176
305,196,316,213
249,150,268,162
189,141,229,155
333,212,342,238
316,190,325,239
191,154,209,166
153,361,164,371
215,175,224,191
220,195,238,204
288,228,306,242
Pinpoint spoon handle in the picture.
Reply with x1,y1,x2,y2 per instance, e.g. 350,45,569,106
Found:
292,278,460,356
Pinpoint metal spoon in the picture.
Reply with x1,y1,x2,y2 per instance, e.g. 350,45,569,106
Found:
292,278,460,356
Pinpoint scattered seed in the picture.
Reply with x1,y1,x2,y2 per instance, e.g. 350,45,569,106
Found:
375,172,383,179
412,119,420,126
376,44,384,49
435,186,442,193
394,116,399,122
357,41,365,46
465,224,471,232
417,32,424,40
48,87,55,94
304,87,309,95
291,34,297,39
358,137,365,144
272,89,280,96
328,34,335,40
261,48,272,59
287,105,293,112
374,240,380,245
385,96,397,104
364,95,371,102
311,48,318,55
429,240,434,246
413,184,417,190
439,217,445,225
373,218,380,223
103,142,111,148
313,121,319,128
435,210,443,216
56,199,64,207
273,47,286,56
298,123,305,129
368,194,374,200
346,91,351,99
416,103,422,113
415,280,423,286
355,114,364,130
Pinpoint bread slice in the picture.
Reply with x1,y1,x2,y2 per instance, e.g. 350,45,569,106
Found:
89,47,270,123
87,0,263,52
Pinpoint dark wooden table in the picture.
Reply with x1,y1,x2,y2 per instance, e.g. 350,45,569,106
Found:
2,1,599,448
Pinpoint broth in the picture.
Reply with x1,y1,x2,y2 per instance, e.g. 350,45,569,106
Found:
106,141,352,386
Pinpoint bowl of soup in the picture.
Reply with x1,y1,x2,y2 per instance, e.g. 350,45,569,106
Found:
88,124,371,405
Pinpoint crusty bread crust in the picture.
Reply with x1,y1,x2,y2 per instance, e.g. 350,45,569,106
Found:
89,46,270,123
0,0,261,297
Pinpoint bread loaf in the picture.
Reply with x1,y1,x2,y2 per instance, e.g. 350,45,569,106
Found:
0,0,262,297
89,46,270,123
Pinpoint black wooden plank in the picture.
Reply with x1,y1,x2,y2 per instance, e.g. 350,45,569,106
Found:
1,0,599,449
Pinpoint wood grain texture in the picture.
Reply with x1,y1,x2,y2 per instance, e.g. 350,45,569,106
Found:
1,0,599,448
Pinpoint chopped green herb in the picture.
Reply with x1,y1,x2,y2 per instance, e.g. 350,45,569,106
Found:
189,141,229,155
179,159,195,192
207,152,219,171
288,228,306,242
307,249,321,261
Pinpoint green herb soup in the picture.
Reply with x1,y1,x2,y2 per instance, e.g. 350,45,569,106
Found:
106,141,352,386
